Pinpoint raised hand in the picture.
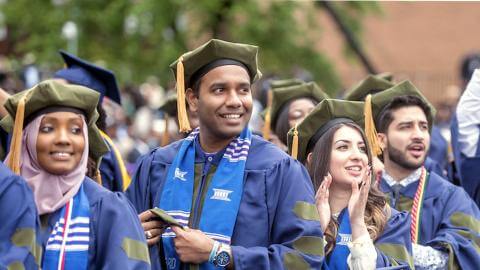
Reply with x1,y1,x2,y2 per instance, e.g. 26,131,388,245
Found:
348,168,371,240
315,173,332,233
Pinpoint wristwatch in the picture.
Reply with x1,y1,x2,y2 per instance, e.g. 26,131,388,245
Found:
213,243,232,267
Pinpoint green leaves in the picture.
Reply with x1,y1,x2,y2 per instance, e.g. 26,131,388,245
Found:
0,1,379,95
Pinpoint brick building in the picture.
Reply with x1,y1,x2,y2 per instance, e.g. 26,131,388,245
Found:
317,2,480,105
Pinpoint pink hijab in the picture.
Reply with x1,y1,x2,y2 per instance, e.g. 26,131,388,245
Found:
6,113,89,215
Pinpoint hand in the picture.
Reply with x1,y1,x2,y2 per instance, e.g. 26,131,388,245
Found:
171,226,214,264
315,173,332,233
348,169,371,240
139,210,167,246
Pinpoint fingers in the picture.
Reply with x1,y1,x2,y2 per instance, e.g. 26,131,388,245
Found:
316,175,331,203
172,225,186,237
351,177,359,194
325,173,332,188
139,210,155,222
147,235,162,246
142,219,165,231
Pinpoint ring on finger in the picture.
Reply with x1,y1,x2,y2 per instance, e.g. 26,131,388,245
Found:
145,230,153,239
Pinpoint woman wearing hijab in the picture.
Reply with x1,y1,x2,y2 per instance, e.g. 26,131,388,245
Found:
1,80,150,269
288,99,413,269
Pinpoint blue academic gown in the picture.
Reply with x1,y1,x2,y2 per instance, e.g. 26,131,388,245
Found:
380,171,480,269
0,162,38,269
424,157,446,178
99,133,131,192
322,208,413,269
126,135,324,270
37,178,150,269
427,126,449,172
374,209,414,268
451,114,480,206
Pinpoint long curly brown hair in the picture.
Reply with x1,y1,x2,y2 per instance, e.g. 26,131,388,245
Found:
306,122,389,255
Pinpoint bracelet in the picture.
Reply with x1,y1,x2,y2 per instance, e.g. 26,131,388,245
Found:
208,241,220,263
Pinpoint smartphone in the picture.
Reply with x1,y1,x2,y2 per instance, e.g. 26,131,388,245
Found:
150,207,184,229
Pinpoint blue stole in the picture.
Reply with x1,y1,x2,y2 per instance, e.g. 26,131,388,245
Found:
43,183,90,270
327,208,352,270
159,127,251,270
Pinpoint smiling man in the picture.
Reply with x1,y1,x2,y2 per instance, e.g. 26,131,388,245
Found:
126,39,324,270
371,81,480,269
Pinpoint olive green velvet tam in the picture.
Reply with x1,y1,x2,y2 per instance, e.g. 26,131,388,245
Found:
270,82,329,129
170,39,261,88
370,80,436,129
270,78,304,90
169,39,261,132
158,92,178,117
0,79,109,161
287,99,364,163
344,74,395,101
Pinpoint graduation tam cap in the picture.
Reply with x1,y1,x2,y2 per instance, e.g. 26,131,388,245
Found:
269,78,304,89
158,91,178,146
170,39,261,132
287,99,365,163
369,80,436,131
263,82,329,139
158,92,178,117
54,50,122,105
344,74,395,101
1,80,109,174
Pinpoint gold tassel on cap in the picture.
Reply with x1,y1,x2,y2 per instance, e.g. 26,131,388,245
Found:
6,93,29,174
161,114,170,146
176,55,192,133
364,94,382,157
291,123,299,160
96,169,103,186
262,90,273,140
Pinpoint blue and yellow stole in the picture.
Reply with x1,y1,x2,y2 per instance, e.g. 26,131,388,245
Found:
159,127,251,270
327,208,351,270
43,183,90,270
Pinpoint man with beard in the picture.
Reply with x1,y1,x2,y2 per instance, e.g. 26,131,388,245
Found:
370,80,480,269
344,73,447,178
126,39,324,270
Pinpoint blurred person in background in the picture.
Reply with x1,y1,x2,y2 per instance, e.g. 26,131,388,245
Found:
262,80,328,152
53,51,131,192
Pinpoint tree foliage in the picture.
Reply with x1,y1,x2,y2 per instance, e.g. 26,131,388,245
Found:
0,0,380,94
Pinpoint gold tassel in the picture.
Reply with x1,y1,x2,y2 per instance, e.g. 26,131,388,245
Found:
291,123,299,160
96,169,103,186
176,56,192,133
364,94,382,157
161,114,170,147
6,93,29,174
262,90,273,140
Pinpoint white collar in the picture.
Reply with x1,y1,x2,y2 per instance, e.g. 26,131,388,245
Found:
383,167,422,187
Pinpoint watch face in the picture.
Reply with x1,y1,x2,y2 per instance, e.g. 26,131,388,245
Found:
215,251,231,267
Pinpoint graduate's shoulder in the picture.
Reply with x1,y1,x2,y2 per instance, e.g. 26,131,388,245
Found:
138,139,183,166
0,162,32,196
83,177,132,208
428,171,464,196
245,135,299,170
427,171,477,206
387,206,410,226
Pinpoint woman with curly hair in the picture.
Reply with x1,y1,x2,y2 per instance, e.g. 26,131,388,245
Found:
288,98,413,269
